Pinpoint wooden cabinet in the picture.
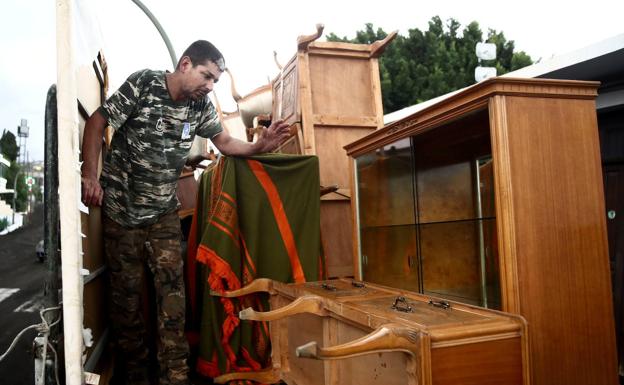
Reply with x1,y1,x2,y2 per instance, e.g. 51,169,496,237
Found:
212,278,529,385
271,25,396,278
344,77,619,384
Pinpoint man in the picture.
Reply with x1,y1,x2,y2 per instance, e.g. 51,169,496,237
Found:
81,40,289,385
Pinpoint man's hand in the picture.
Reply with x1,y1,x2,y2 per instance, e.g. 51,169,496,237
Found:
256,119,291,152
81,110,107,207
82,177,103,206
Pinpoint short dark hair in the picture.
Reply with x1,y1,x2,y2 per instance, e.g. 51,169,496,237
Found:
177,40,225,70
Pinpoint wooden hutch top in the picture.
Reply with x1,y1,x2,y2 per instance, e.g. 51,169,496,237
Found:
345,77,600,157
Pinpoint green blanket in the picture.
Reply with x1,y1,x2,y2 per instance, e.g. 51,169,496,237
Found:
187,154,325,378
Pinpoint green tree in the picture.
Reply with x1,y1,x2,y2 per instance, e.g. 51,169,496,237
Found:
0,129,27,211
327,17,533,113
0,129,19,161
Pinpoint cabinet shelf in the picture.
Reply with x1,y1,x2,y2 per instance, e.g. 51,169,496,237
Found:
360,216,497,230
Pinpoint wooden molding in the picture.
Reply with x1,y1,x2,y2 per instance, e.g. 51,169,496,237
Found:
345,78,600,157
297,52,316,154
312,114,379,128
370,59,385,127
488,95,521,313
308,48,372,59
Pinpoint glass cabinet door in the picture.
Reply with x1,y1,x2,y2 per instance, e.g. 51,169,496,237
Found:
360,225,419,292
356,138,419,291
412,111,500,309
356,138,415,228
354,109,501,309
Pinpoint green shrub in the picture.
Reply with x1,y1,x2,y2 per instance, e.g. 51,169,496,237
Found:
0,217,8,232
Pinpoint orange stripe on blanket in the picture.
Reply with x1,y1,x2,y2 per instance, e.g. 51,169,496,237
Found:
220,190,236,206
197,245,243,374
247,159,305,283
209,219,239,247
196,244,242,290
196,356,221,378
239,235,257,276
241,347,262,371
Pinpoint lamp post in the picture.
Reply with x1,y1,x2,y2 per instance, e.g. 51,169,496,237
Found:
13,119,29,225
11,169,22,225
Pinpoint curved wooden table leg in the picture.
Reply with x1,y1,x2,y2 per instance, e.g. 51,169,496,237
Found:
213,368,280,384
210,278,275,297
239,295,325,321
296,323,421,359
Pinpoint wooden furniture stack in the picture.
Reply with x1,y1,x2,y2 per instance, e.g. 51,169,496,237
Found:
272,25,396,278
344,77,619,384
212,278,529,385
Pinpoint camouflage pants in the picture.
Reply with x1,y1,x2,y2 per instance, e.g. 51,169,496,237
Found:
103,211,189,385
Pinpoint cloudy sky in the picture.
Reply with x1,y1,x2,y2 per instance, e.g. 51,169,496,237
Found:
1,0,622,161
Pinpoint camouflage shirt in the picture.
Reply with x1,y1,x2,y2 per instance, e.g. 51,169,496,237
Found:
99,69,223,227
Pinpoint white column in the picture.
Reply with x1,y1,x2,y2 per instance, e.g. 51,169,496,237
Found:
56,0,84,383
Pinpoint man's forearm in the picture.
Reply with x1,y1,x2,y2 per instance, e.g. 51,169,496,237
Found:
211,130,267,157
81,110,107,178
220,139,264,156
212,120,291,157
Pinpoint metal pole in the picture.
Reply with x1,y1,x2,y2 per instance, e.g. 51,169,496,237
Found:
42,84,61,385
130,0,177,68
26,151,30,220
44,84,60,323
11,169,21,224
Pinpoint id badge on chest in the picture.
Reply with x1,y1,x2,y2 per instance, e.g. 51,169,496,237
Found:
181,122,191,139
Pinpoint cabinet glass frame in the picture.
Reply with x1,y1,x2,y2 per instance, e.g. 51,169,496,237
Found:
354,108,501,309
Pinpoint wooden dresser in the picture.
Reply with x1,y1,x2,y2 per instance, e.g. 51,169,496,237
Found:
344,77,619,384
272,25,396,278
213,278,529,385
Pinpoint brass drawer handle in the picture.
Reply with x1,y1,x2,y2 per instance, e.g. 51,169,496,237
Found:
391,296,413,313
321,283,337,291
428,300,451,309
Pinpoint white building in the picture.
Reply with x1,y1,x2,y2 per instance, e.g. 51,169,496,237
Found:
0,153,22,233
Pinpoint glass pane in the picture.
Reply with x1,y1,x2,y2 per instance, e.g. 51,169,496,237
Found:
482,218,501,309
477,157,496,218
412,110,493,224
356,138,415,228
361,225,420,293
416,160,476,223
419,218,500,309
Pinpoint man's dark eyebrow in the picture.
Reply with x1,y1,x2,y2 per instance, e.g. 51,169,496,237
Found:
202,70,219,81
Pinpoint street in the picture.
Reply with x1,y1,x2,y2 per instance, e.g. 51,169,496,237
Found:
0,205,48,385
